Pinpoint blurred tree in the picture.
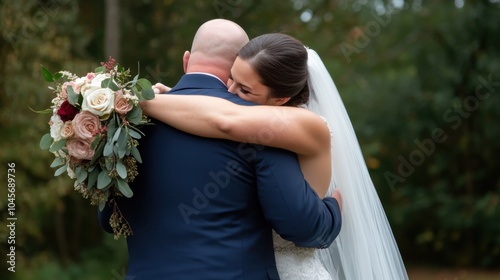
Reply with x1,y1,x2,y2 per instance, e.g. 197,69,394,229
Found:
105,0,121,60
0,0,122,279
311,0,500,267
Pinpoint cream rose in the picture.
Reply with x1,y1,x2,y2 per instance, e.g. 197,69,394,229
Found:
60,121,74,139
114,90,133,115
67,137,95,160
50,114,64,142
81,87,115,119
72,111,101,140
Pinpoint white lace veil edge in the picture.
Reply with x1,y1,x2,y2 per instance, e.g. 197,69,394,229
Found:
304,48,409,280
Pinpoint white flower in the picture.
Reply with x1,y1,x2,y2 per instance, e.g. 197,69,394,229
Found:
81,87,115,119
123,90,139,105
50,114,64,142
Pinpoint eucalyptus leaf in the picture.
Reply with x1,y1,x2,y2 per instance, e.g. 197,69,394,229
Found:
101,78,120,91
116,179,133,198
76,167,88,184
87,168,99,189
54,164,67,177
131,74,139,87
105,157,114,171
116,161,127,179
97,170,112,190
127,106,142,125
49,139,67,152
112,126,122,143
131,145,142,163
77,93,84,106
41,65,54,82
131,86,140,97
91,134,103,150
117,129,128,158
67,85,79,105
90,141,105,165
128,128,142,139
117,146,126,159
50,157,65,168
137,78,154,100
40,133,53,150
103,141,114,157
107,115,117,140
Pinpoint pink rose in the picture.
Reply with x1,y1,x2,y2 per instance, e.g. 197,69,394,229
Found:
114,90,133,115
67,137,95,160
60,121,74,139
72,111,101,140
86,72,95,81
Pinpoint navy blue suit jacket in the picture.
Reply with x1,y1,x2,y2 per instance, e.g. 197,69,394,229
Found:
99,74,341,279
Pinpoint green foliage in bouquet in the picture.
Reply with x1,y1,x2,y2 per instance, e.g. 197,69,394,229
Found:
36,57,155,238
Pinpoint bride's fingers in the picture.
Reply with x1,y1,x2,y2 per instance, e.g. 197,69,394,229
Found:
152,82,171,94
331,189,342,210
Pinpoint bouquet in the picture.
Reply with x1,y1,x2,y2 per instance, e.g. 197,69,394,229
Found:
36,57,154,238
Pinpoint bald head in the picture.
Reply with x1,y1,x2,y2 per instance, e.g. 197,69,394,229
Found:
184,19,249,82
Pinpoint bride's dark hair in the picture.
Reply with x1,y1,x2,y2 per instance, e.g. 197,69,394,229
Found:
238,33,309,107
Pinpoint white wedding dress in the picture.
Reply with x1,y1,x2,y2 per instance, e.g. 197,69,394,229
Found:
274,231,333,280
272,49,409,280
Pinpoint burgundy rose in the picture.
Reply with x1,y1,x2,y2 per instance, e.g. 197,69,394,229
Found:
57,100,79,122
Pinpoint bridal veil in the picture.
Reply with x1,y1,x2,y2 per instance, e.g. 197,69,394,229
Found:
305,48,409,280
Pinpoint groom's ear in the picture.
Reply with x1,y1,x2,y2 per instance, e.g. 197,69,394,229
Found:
183,51,190,73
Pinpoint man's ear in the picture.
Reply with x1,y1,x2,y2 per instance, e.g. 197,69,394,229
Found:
183,51,190,73
272,97,291,106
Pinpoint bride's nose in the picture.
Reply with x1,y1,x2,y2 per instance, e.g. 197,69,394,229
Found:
227,80,237,94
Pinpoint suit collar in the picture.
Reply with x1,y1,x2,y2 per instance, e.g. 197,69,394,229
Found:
170,73,227,92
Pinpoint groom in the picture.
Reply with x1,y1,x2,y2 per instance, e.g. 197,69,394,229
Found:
99,19,342,279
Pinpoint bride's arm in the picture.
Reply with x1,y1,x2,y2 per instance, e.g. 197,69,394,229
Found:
141,94,331,156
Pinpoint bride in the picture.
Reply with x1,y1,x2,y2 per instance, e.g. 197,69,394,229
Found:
143,33,408,280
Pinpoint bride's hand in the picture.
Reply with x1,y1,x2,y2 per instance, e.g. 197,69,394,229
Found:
331,189,342,210
152,83,171,94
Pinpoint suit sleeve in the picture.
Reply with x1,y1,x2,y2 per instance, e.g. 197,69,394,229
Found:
254,147,342,248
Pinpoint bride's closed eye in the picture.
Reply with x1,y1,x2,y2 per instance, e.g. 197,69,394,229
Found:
238,87,250,94
228,74,251,95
